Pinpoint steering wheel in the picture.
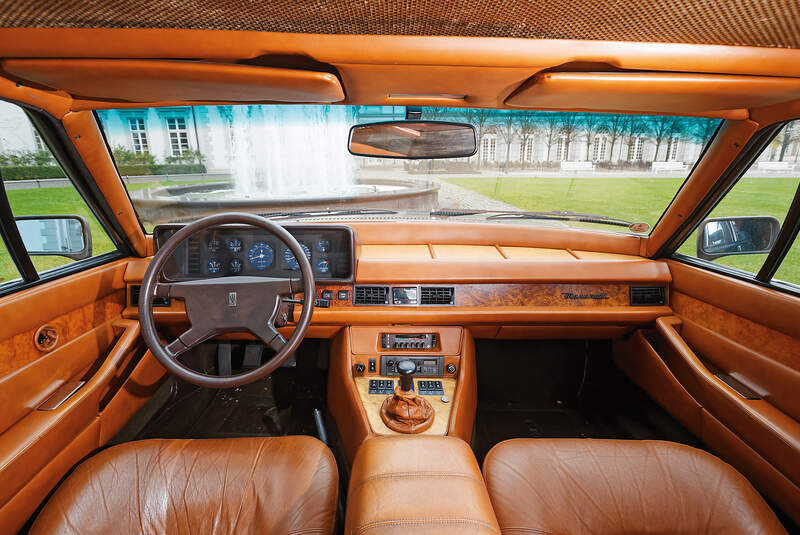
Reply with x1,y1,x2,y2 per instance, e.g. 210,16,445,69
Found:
139,213,315,388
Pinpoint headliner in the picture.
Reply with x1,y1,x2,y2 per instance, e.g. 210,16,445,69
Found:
1,0,799,49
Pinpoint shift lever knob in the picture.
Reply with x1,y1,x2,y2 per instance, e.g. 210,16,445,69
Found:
396,360,416,391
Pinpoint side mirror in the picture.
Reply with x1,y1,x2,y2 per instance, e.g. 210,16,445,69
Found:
348,121,477,159
15,215,92,260
696,216,780,261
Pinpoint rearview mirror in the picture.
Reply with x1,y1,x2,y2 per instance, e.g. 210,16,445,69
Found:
15,215,92,260
348,121,477,159
696,216,780,261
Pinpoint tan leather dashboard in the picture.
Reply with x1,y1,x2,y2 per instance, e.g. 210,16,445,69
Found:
122,222,671,336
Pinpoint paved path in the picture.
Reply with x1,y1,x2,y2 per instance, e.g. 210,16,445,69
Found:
432,176,521,211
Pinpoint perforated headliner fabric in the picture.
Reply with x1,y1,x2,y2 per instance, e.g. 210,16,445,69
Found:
1,0,799,49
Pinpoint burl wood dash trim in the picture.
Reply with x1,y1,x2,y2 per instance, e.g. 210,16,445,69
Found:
0,290,125,376
455,284,630,307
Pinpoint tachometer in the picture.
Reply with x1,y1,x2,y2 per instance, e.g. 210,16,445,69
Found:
227,238,242,252
283,243,311,270
247,242,274,270
206,259,221,274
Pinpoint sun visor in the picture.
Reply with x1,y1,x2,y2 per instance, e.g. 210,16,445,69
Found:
0,59,345,104
505,72,800,118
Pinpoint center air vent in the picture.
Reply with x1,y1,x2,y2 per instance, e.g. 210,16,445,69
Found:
354,286,390,305
630,286,665,306
420,286,455,305
129,284,170,307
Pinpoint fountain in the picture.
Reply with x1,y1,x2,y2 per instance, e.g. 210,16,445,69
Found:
129,105,439,226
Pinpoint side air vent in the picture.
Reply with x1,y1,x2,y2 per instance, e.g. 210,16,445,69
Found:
420,286,455,305
354,285,390,305
129,284,170,307
630,286,665,306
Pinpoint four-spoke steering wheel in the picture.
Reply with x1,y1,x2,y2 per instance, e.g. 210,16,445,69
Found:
139,213,315,388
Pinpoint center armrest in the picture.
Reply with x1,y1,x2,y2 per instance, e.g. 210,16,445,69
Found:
344,435,501,535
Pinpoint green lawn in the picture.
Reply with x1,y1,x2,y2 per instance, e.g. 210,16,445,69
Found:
443,175,800,284
0,179,203,283
2,175,799,287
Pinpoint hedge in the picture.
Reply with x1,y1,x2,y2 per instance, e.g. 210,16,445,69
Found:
117,164,206,176
0,165,66,180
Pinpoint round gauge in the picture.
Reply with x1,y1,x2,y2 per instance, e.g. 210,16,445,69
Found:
229,258,243,273
247,242,274,270
206,259,221,274
317,239,331,253
283,243,312,270
227,238,242,252
207,239,221,252
316,258,330,274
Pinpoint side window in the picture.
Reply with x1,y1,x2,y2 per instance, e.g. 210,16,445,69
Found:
0,236,22,286
675,120,800,280
0,100,118,285
773,233,799,287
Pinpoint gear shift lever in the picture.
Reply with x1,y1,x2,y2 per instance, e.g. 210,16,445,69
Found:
380,359,434,433
396,359,416,391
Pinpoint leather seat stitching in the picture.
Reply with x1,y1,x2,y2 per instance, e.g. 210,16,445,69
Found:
353,517,501,535
350,470,480,491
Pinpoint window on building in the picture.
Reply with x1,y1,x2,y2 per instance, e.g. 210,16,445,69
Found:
555,137,567,161
166,117,190,156
128,117,149,154
667,136,680,161
519,138,534,162
628,137,644,161
592,136,607,161
32,129,45,152
481,137,496,163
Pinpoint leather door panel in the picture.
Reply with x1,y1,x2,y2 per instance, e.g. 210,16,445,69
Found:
0,259,166,534
615,260,800,524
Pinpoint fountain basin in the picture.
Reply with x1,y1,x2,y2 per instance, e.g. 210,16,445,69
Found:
130,177,440,226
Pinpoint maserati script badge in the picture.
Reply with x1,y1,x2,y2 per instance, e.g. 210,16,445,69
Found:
561,292,609,300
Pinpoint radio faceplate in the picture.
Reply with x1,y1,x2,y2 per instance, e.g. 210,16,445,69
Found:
380,333,437,350
380,355,444,376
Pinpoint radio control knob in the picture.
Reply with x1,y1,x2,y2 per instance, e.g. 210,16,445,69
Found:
446,363,457,374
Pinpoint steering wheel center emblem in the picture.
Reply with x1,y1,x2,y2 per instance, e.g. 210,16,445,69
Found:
227,291,238,307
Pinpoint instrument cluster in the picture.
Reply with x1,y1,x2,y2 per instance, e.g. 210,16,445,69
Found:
153,224,353,281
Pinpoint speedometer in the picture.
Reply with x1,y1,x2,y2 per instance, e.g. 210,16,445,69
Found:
283,243,311,270
247,242,274,270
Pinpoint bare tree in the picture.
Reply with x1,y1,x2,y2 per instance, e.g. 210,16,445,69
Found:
540,112,561,162
516,111,538,170
645,115,678,161
461,108,495,169
581,113,603,161
602,114,626,163
559,113,580,160
777,122,799,161
496,110,516,173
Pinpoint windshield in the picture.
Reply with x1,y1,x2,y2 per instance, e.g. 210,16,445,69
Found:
95,106,720,233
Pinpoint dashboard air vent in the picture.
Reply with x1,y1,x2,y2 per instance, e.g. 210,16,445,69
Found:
420,286,455,305
354,285,390,305
630,286,665,306
129,284,170,307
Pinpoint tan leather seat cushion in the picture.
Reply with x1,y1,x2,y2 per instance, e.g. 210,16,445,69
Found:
483,439,787,535
30,436,338,535
345,435,501,535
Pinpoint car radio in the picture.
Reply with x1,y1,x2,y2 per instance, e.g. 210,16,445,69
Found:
380,333,437,349
380,355,444,376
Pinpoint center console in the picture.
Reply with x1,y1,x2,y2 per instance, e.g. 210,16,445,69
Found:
327,325,477,462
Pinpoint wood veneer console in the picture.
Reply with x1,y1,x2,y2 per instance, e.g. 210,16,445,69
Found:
328,325,477,463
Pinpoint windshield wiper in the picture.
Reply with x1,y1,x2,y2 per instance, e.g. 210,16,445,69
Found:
260,208,398,220
431,209,637,229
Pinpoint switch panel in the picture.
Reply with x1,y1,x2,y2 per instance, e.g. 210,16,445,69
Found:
381,356,444,376
417,380,444,396
368,379,396,395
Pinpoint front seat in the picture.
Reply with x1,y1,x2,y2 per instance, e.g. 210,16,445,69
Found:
30,436,338,535
483,439,787,535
